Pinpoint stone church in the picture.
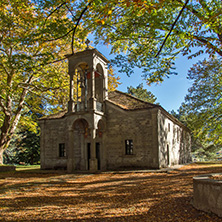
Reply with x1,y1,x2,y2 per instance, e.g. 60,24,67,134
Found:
39,47,191,172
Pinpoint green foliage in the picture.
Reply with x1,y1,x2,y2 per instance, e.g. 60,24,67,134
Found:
175,57,222,160
191,139,221,161
4,129,40,165
127,83,157,103
0,0,86,161
181,57,222,146
171,55,222,160
83,0,222,83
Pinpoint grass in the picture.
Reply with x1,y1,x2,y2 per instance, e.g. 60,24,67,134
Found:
15,164,40,171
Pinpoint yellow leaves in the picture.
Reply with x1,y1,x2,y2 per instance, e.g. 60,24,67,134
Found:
108,66,121,91
124,0,149,7
126,0,130,7
96,19,105,25
1,164,222,221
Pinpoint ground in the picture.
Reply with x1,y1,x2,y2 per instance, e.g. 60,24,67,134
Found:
0,163,222,221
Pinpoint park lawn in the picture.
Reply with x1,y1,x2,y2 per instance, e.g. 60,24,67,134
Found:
15,165,40,171
0,163,222,221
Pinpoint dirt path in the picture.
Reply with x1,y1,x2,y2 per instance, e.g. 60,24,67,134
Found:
0,163,222,221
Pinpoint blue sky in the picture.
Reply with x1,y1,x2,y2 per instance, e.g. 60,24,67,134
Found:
93,43,207,112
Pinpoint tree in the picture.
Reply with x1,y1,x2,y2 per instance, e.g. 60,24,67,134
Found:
4,129,40,165
23,0,221,85
0,0,87,164
108,66,121,91
127,83,157,103
82,0,222,83
180,57,222,146
0,0,123,164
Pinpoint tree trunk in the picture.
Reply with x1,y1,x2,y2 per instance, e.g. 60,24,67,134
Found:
0,149,3,165
0,136,11,165
0,75,32,165
0,112,12,165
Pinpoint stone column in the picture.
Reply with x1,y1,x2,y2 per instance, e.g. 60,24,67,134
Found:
89,127,98,171
67,129,75,173
90,69,96,111
68,71,74,112
80,130,85,170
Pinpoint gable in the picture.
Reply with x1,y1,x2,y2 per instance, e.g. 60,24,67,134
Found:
108,90,159,110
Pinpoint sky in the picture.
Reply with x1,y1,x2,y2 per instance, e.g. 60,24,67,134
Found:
93,43,207,112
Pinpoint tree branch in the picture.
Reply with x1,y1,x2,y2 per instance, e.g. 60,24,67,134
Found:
0,62,10,76
71,1,92,54
192,35,222,56
45,28,75,42
44,2,67,27
66,4,76,20
26,57,67,72
0,96,7,113
155,0,190,57
9,75,34,136
0,48,9,56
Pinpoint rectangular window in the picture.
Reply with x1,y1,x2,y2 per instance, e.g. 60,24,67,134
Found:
59,143,66,157
168,123,170,132
125,140,133,155
177,128,180,142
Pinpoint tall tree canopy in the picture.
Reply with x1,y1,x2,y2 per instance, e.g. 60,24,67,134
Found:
0,0,85,164
127,84,157,103
1,0,221,163
84,0,222,83
31,0,222,84
180,57,222,146
0,0,122,164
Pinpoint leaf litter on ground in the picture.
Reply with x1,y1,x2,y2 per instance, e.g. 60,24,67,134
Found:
0,163,222,221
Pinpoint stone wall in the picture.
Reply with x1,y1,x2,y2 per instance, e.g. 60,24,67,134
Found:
193,174,222,217
104,103,159,169
40,118,68,170
157,109,191,168
39,103,191,171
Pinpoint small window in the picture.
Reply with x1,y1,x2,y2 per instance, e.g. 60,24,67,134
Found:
177,128,180,142
168,123,170,132
125,140,133,155
59,143,66,157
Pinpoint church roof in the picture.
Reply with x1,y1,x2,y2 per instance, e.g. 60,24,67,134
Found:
39,111,67,120
108,90,190,131
39,90,189,131
108,90,160,110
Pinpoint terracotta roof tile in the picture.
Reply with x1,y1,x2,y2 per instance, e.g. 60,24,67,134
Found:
108,90,159,110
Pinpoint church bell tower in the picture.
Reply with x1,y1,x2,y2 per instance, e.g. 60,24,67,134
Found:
65,43,109,172
66,44,109,113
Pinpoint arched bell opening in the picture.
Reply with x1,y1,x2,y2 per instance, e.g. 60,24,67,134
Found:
67,48,109,113
73,63,90,112
95,63,104,103
72,62,105,112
